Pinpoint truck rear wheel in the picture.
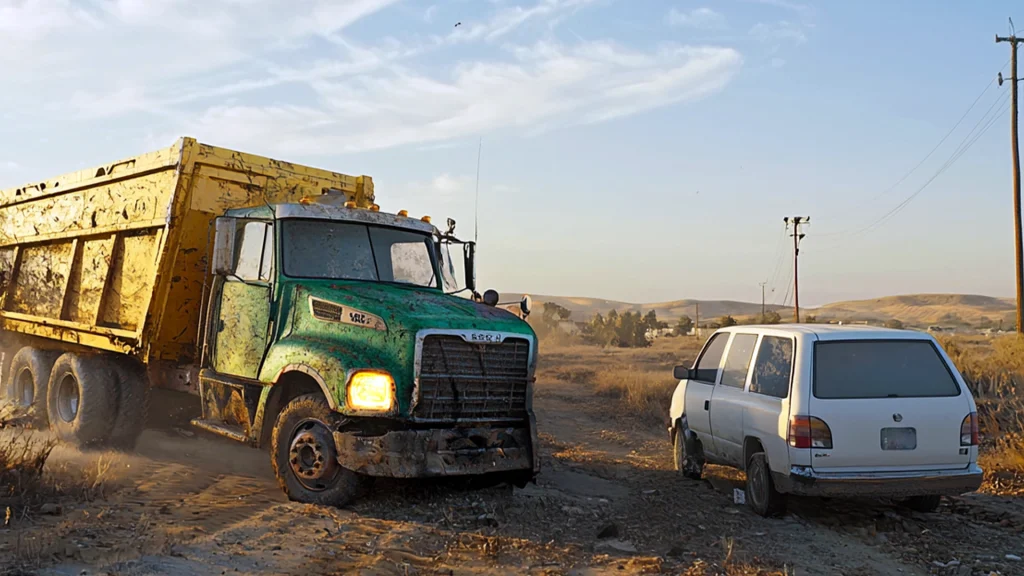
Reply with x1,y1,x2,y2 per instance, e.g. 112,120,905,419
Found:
6,347,60,427
109,357,150,450
47,353,118,448
271,394,370,507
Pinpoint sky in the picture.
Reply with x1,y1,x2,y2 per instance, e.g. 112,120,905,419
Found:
0,0,1021,306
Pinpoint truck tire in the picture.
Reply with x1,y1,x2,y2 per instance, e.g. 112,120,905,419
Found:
673,423,703,480
109,357,150,450
6,347,60,427
271,394,370,507
746,452,787,517
47,353,118,448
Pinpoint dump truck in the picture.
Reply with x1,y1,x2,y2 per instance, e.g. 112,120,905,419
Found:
0,138,538,505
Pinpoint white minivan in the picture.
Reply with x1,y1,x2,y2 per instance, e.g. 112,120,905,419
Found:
668,325,983,517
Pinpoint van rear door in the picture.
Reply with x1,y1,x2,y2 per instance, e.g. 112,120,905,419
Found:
807,338,973,472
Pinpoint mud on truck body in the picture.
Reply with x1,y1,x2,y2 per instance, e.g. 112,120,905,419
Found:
0,138,539,505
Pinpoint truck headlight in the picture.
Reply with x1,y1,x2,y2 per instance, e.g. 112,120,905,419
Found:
347,370,395,411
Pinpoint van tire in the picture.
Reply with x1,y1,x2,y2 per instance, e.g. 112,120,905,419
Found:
271,394,370,507
6,348,60,427
673,426,703,480
47,353,118,448
902,495,941,513
109,357,150,450
746,452,787,517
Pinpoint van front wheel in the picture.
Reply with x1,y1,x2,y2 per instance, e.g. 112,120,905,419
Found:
270,394,370,507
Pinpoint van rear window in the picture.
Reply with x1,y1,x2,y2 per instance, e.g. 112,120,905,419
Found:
813,340,961,399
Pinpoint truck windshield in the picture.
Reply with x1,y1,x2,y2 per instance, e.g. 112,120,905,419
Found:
281,220,440,288
813,340,961,399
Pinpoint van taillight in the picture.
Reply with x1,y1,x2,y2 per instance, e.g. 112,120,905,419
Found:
960,413,979,446
788,416,833,449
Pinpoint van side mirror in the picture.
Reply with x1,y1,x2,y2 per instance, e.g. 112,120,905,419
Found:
463,241,476,292
212,217,237,276
674,365,696,380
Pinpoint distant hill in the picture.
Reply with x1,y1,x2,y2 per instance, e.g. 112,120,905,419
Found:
500,293,784,322
501,292,1015,328
812,294,1015,327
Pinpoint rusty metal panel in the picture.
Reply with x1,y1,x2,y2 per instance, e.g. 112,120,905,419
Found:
0,136,375,362
64,235,115,324
96,231,160,331
8,241,75,318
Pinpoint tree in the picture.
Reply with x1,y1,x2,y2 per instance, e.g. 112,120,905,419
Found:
542,302,572,323
884,319,904,330
675,315,694,336
762,311,782,325
718,315,737,328
803,315,818,324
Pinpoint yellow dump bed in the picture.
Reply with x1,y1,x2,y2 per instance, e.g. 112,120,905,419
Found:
0,138,374,363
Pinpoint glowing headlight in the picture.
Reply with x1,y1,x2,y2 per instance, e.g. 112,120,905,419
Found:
347,370,394,411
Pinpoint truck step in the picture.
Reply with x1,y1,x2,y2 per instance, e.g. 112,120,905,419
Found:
190,419,249,443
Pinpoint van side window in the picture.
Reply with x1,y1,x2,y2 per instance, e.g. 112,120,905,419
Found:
750,336,793,399
720,333,757,389
693,333,728,383
235,221,273,282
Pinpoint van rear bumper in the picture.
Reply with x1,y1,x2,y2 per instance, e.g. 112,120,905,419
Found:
775,465,984,498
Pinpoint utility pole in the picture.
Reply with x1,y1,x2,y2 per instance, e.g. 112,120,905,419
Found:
695,302,699,338
759,281,767,321
997,32,1024,335
784,216,809,323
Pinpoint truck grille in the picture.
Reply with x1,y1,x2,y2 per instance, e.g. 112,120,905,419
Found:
413,335,531,422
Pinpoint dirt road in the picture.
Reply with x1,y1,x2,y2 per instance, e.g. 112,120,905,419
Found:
3,378,1024,575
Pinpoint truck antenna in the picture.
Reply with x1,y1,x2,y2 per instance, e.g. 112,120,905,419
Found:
474,137,482,244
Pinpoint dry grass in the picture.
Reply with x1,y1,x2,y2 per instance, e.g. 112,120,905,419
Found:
539,336,705,430
0,402,114,524
592,367,677,423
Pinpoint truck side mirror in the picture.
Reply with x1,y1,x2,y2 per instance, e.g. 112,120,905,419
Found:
212,217,237,276
673,365,696,380
464,241,476,292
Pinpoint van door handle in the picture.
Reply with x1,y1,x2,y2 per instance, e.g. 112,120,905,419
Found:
704,400,710,411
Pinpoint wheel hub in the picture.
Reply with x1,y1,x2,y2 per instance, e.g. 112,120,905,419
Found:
14,368,33,406
56,373,80,423
750,466,766,507
288,420,340,491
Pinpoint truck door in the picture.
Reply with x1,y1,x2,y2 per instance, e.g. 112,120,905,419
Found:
212,221,274,379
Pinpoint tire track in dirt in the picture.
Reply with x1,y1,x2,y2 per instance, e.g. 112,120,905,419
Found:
4,381,1023,575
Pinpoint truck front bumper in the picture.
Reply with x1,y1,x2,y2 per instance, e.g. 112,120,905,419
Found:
775,465,984,498
333,425,536,478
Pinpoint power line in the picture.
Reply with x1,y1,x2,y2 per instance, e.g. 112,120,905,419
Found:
821,91,1010,245
854,63,1006,208
817,61,1009,240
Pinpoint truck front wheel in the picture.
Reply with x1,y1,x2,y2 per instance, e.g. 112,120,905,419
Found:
271,394,370,507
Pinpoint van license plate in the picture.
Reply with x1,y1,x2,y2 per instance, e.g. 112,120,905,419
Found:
881,427,917,450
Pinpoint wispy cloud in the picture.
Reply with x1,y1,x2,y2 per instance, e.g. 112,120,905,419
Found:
2,0,744,156
746,0,815,23
667,7,727,30
750,21,807,46
177,41,741,154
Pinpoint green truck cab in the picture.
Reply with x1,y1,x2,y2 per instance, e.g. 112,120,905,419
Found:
200,198,539,505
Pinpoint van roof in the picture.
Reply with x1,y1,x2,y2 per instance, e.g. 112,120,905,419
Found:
715,324,932,341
